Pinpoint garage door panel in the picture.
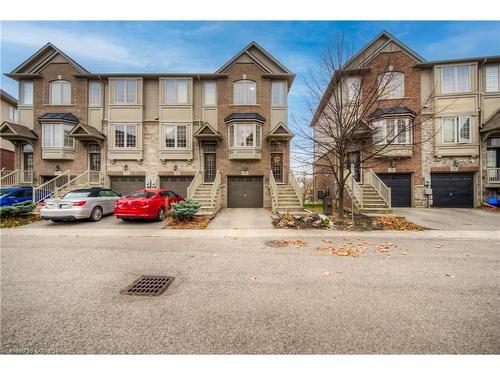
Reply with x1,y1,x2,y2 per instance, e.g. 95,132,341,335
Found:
110,176,145,196
377,173,412,207
431,173,474,208
227,176,263,208
160,176,194,197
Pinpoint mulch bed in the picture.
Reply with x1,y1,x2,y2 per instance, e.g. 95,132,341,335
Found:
164,216,210,229
0,214,40,228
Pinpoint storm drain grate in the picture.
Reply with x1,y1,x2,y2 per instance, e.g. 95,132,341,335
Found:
121,275,174,296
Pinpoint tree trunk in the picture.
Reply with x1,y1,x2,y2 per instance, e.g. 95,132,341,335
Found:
337,180,345,220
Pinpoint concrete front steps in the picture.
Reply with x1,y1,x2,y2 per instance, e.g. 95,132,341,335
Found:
358,184,393,215
275,184,304,213
191,184,216,216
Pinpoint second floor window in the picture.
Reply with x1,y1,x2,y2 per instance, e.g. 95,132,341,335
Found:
346,76,361,102
485,65,499,92
113,80,137,104
113,124,138,148
441,66,470,94
228,123,261,148
234,80,256,105
272,81,287,106
8,105,18,122
164,79,188,104
442,116,472,144
163,123,189,148
42,124,75,148
373,118,412,145
89,81,102,106
19,81,33,105
203,81,217,106
378,72,404,99
50,80,71,105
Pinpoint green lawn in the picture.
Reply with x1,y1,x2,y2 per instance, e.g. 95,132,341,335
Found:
303,203,323,213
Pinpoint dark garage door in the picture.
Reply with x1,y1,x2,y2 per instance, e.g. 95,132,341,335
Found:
377,173,412,207
110,176,145,196
227,176,263,208
160,176,194,197
431,173,474,208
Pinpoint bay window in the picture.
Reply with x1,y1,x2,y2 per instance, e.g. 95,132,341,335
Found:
113,124,138,148
373,118,412,145
441,66,470,93
113,79,137,104
271,81,287,106
228,123,262,148
89,81,102,106
485,65,499,92
50,80,71,105
378,72,404,99
19,81,33,105
203,81,217,106
42,124,75,148
234,80,256,105
164,79,189,104
162,123,190,148
442,116,472,144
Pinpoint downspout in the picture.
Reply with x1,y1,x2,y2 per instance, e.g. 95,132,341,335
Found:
478,58,487,204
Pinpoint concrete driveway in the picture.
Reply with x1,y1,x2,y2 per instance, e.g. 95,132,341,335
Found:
208,208,274,229
395,208,500,230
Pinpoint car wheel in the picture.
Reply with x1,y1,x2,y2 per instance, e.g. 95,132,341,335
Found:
156,208,166,221
90,206,103,222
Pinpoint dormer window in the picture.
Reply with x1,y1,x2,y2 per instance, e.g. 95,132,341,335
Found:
50,80,71,105
378,72,404,99
234,80,256,105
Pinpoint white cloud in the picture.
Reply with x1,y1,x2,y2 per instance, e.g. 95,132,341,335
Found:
1,22,147,67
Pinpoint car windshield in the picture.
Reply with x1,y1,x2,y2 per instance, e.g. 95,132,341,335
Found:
0,189,11,196
63,191,93,199
126,191,155,198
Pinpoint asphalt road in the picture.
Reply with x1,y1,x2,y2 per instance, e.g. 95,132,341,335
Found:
1,229,499,354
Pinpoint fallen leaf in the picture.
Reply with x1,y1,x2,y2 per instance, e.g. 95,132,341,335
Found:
249,277,257,281
336,270,342,274
445,273,456,278
400,251,408,255
323,272,331,277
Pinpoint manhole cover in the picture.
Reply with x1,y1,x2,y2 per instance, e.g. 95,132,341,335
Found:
121,275,174,296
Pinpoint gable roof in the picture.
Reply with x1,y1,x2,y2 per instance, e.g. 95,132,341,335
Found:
194,122,222,140
266,123,294,140
344,31,425,70
0,121,38,141
481,108,500,133
0,89,18,106
216,41,294,76
7,42,89,79
67,123,106,140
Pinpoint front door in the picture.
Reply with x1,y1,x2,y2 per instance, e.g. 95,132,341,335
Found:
88,143,101,171
203,143,216,183
271,153,283,182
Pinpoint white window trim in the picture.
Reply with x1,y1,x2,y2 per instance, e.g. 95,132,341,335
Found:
441,116,472,144
42,123,75,149
49,80,72,105
202,81,217,107
271,80,287,107
378,72,405,99
111,79,138,105
441,65,471,94
485,65,500,93
111,123,140,149
89,81,102,106
161,123,192,149
373,118,412,145
19,81,33,106
162,78,190,105
228,123,262,148
233,80,257,105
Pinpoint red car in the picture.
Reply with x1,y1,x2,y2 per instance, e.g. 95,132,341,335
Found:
114,189,184,221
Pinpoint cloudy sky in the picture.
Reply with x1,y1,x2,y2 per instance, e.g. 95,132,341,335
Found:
1,20,499,135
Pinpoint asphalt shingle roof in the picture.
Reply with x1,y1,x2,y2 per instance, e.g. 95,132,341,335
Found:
38,112,79,123
224,112,266,123
369,107,416,118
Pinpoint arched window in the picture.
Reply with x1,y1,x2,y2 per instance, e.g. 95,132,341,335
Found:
233,80,256,105
378,72,404,99
22,143,33,171
50,80,71,105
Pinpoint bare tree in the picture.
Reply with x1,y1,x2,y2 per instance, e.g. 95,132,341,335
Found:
293,33,436,219
295,171,314,204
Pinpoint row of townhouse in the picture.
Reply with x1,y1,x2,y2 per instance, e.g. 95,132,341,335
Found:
0,42,303,213
313,31,500,210
0,89,17,169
